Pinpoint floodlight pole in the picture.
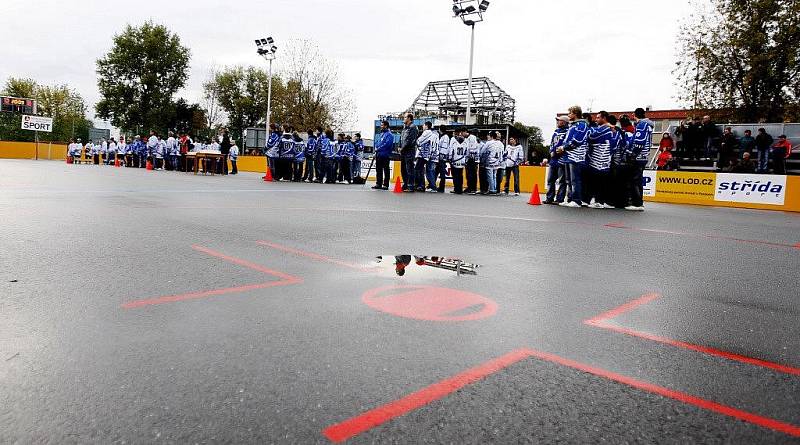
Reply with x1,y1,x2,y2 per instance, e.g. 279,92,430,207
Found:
466,23,475,125
266,57,273,139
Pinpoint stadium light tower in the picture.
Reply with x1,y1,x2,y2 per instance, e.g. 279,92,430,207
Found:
451,0,489,125
255,37,278,141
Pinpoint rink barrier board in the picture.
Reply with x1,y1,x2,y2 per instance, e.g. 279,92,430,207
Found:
1,142,797,212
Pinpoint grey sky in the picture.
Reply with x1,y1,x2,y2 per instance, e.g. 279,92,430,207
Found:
0,0,692,138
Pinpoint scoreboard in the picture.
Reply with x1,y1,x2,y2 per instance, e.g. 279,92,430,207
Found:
1,96,36,114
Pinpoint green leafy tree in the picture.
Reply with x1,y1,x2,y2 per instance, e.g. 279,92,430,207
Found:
203,66,287,142
513,122,546,163
95,21,190,134
0,77,91,143
674,0,800,122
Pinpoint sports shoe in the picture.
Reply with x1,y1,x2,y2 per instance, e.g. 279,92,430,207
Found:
371,185,382,190
560,201,581,208
602,203,615,209
514,193,520,196
588,202,604,209
625,205,645,211
467,191,477,195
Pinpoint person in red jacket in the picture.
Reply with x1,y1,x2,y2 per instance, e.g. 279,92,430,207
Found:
770,135,792,175
659,132,674,152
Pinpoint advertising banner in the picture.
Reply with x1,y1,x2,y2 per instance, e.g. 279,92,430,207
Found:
651,171,716,204
714,173,786,206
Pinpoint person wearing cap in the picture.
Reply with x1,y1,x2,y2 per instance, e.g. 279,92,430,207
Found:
622,107,653,211
559,105,589,207
545,115,570,204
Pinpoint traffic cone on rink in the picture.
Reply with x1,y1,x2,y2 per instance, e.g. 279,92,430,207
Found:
263,167,274,182
528,184,542,206
393,177,403,194
146,159,154,170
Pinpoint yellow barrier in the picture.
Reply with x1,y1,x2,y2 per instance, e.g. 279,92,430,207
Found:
0,141,67,160
2,146,797,212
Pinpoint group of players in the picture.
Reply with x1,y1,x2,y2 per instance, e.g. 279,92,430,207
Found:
380,115,527,195
545,106,654,211
66,131,241,174
264,123,367,184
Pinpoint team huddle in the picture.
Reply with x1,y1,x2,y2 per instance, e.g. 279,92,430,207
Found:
375,115,527,195
546,106,654,211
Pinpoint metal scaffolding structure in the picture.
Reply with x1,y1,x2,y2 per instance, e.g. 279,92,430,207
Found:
408,77,515,125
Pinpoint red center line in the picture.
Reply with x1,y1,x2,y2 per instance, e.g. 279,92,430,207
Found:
256,240,375,272
121,245,302,309
322,349,533,443
323,348,800,443
585,294,800,376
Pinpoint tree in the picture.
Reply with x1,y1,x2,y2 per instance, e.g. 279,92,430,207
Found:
95,21,190,134
203,66,286,142
513,122,546,163
674,0,800,122
0,77,91,143
279,39,356,130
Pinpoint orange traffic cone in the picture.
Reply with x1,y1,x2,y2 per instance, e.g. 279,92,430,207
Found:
263,167,274,182
528,184,542,206
146,160,153,170
393,176,403,194
114,158,120,167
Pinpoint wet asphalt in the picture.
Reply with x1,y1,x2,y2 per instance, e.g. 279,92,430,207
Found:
1,160,799,444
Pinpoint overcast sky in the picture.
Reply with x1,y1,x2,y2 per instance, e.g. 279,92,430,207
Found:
0,0,694,137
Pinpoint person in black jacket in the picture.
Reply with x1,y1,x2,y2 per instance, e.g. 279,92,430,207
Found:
219,128,231,175
399,113,419,192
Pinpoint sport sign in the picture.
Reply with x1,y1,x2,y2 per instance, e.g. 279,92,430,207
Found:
21,115,53,132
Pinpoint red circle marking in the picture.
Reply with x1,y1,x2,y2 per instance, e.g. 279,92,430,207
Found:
362,285,497,322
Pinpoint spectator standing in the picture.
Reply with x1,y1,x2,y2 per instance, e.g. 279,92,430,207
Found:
372,121,394,190
229,140,239,174
399,113,419,192
755,128,774,173
718,127,739,170
771,135,791,175
739,129,755,158
701,115,719,159
503,137,524,196
219,128,231,175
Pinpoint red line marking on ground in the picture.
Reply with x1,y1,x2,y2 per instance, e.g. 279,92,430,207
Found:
256,240,373,272
323,348,800,443
361,285,497,322
322,348,532,443
793,242,800,249
520,348,800,439
585,294,800,376
121,245,301,309
603,224,798,250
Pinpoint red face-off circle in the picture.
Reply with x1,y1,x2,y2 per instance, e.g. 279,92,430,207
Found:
362,285,497,322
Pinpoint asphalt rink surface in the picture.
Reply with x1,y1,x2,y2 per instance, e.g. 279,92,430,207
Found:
1,159,799,444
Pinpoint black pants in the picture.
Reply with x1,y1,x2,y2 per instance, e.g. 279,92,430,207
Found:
375,156,390,188
219,154,229,175
231,160,238,174
314,154,324,181
401,153,415,189
293,161,303,181
437,161,447,192
772,156,786,175
451,167,464,194
466,159,478,192
585,168,610,205
338,157,352,183
414,159,426,190
623,163,644,207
